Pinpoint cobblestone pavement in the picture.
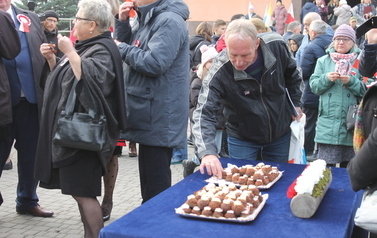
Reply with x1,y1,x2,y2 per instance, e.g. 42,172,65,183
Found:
0,144,195,237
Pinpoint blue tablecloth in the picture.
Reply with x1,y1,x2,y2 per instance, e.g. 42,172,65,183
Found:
100,158,365,238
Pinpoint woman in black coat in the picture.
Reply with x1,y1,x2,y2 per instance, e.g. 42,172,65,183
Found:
347,29,377,193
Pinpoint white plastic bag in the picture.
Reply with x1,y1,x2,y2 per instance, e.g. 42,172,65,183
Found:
288,113,307,164
354,189,377,234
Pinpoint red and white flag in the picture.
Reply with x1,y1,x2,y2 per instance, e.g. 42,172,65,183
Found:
286,3,295,24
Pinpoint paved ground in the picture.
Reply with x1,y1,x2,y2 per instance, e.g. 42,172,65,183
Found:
0,144,196,238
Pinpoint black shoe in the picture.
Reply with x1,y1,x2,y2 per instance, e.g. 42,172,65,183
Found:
3,160,12,170
182,159,197,178
103,214,110,222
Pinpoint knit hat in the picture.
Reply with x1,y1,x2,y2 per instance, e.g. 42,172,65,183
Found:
200,45,218,67
289,33,305,48
41,10,59,21
197,45,218,79
339,0,347,5
333,24,356,43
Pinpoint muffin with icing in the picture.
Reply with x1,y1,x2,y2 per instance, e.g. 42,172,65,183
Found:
254,179,264,186
212,208,224,218
232,200,245,217
191,206,201,215
224,210,236,219
208,197,222,210
220,199,233,212
201,206,213,216
181,203,192,214
186,195,198,207
197,196,210,210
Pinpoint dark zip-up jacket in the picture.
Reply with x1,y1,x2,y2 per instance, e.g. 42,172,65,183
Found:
348,85,377,193
301,33,332,108
114,0,190,148
359,42,377,78
192,32,302,159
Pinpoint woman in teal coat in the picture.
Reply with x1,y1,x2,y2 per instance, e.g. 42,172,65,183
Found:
310,24,366,167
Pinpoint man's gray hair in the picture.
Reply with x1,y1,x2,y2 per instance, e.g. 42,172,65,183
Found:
225,19,258,42
78,0,113,33
309,20,327,35
287,21,301,31
303,12,321,22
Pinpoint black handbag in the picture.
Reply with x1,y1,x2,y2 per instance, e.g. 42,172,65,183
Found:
53,79,110,152
346,104,359,131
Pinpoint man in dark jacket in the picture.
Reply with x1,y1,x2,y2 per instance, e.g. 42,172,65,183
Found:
114,0,189,203
0,9,20,206
300,19,332,159
192,19,303,178
39,10,62,57
359,28,377,78
0,1,53,216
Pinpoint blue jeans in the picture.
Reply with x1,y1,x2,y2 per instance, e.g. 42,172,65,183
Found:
171,143,188,163
228,131,291,163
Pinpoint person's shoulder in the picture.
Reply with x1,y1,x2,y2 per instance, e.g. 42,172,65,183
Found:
12,4,38,19
157,0,189,21
259,32,284,44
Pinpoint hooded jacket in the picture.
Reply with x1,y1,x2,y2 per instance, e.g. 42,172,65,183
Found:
300,2,319,23
334,4,352,26
115,0,190,149
189,35,211,68
192,32,302,159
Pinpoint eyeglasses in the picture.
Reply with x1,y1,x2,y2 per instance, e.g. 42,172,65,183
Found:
334,37,352,43
74,16,97,25
46,18,58,23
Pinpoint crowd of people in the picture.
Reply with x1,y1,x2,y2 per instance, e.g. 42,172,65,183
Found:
1,0,377,237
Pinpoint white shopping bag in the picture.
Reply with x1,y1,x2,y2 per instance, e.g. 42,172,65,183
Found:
288,113,307,164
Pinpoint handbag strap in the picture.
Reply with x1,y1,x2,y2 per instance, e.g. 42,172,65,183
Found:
63,79,101,120
64,79,79,117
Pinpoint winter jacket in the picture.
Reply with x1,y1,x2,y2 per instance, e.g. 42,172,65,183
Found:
300,2,319,23
272,5,288,35
192,32,302,159
296,24,333,67
301,33,333,108
347,84,377,193
189,35,211,68
334,4,352,26
114,0,190,148
359,43,377,77
309,45,365,146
